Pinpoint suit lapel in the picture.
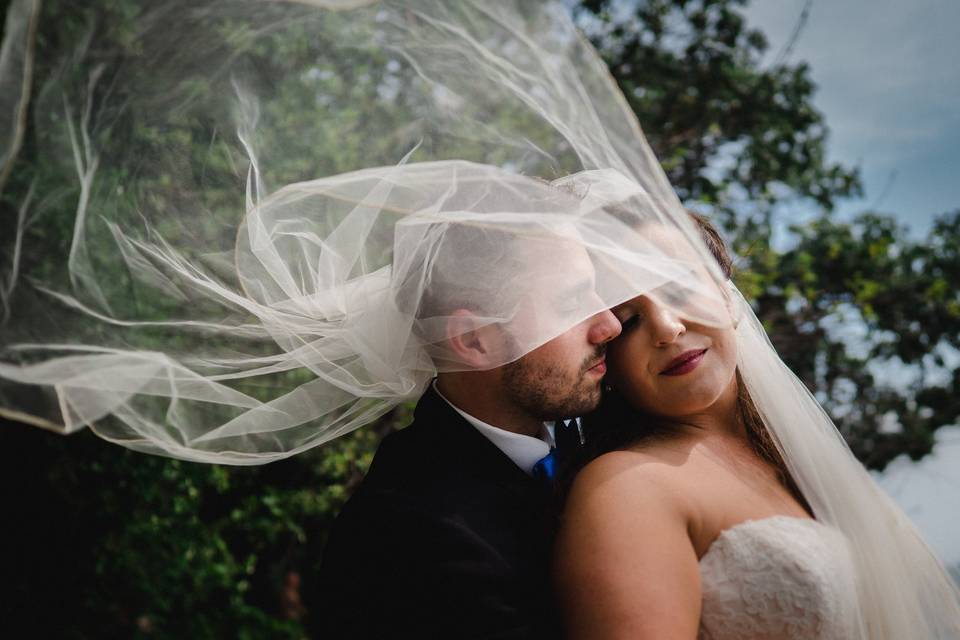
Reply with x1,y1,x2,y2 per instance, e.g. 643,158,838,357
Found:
411,387,560,521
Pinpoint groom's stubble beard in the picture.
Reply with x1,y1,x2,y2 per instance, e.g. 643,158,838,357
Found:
501,346,607,421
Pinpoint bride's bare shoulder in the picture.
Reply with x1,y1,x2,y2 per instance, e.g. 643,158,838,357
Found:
570,437,699,497
565,439,700,518
557,443,703,638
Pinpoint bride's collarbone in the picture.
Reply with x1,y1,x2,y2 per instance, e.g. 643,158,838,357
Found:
626,428,780,488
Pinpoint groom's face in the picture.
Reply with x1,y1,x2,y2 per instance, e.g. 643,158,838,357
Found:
500,244,621,420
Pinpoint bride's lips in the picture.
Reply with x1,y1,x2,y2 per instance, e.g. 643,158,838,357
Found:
659,349,707,376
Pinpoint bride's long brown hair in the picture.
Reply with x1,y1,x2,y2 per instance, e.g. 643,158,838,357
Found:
561,211,804,504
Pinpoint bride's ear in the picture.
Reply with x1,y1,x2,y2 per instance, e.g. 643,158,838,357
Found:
445,309,500,369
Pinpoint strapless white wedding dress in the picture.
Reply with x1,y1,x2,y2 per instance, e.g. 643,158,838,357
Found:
698,516,859,640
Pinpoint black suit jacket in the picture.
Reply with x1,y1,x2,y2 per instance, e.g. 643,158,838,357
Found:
307,387,561,639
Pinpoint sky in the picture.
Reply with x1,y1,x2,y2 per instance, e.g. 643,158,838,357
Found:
742,0,960,566
744,0,960,236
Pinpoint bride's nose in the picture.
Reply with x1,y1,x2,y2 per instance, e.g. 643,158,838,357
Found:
646,299,685,346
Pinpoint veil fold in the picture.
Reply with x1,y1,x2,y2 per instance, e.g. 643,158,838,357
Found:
1,0,958,635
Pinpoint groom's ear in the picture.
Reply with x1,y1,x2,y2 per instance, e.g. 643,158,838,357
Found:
446,308,500,369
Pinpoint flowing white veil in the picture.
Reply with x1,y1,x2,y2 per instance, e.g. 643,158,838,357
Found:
1,0,958,636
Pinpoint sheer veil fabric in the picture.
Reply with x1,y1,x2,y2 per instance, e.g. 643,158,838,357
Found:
1,0,958,636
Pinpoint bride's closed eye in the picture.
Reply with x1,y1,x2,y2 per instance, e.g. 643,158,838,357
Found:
618,312,642,332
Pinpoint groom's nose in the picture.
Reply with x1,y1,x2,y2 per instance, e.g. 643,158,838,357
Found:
587,309,622,345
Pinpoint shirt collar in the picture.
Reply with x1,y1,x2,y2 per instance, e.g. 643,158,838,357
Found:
432,380,552,475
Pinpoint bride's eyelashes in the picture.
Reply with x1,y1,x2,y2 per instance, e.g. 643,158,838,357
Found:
618,313,642,331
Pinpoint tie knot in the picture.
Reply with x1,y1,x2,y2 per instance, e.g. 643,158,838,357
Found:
533,418,585,487
532,448,558,482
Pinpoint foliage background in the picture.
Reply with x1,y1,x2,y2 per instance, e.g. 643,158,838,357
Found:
3,0,959,637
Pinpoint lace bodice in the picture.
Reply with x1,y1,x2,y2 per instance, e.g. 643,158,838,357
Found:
698,516,859,640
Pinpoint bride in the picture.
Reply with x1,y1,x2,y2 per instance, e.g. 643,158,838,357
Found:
556,214,856,639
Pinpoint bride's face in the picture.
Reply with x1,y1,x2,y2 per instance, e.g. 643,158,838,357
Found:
606,291,738,419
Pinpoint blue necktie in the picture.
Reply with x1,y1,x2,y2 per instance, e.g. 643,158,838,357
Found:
533,419,582,483
532,447,558,482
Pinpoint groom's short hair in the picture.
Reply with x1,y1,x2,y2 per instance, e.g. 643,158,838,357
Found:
393,221,527,326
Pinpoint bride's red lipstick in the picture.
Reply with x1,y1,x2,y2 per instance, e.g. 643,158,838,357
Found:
660,349,707,376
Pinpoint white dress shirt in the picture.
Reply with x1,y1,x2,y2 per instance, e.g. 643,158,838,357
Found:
433,380,555,475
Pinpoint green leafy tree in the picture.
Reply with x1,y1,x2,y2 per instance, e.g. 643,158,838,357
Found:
574,0,860,222
4,405,411,638
739,210,960,469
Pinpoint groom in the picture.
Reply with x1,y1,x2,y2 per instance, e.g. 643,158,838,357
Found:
307,223,621,639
